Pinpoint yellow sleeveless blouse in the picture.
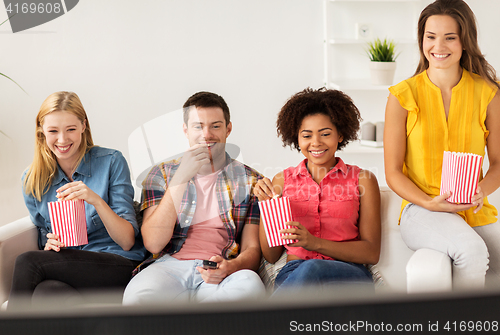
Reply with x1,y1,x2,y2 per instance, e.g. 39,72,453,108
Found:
389,69,498,227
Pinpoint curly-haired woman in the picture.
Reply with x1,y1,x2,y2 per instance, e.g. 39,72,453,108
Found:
254,88,381,292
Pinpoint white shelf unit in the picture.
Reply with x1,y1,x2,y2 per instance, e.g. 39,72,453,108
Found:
338,140,387,186
329,38,416,45
323,0,424,184
323,0,421,91
330,0,417,1
342,140,384,154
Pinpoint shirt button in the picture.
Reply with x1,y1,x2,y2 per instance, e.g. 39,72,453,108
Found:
185,220,189,224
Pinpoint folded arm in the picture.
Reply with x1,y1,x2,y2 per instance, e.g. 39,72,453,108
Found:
141,180,188,255
142,145,212,254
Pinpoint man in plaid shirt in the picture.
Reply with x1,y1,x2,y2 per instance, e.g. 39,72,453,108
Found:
123,92,265,305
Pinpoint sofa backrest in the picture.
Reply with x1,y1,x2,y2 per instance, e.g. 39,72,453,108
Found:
376,187,414,292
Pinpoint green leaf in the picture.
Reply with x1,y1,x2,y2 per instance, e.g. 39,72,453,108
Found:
0,13,15,27
1,72,27,94
366,38,399,62
0,14,27,94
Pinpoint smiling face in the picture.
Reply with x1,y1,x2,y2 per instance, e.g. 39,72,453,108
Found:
423,15,463,72
183,106,232,163
42,111,86,169
298,113,342,171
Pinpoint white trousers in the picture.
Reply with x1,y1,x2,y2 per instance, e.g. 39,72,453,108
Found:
122,255,265,305
401,203,500,289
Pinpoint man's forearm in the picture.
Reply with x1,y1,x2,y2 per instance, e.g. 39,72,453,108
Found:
142,183,188,254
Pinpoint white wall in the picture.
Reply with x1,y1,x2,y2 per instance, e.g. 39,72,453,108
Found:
1,0,499,226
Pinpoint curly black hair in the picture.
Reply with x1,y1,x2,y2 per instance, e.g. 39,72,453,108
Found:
277,88,362,151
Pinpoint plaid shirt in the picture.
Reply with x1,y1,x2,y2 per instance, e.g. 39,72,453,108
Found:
133,153,262,275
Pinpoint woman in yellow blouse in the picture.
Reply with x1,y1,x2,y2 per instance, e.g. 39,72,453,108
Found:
384,0,500,289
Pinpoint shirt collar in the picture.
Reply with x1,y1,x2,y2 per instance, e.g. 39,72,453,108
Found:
51,151,92,185
221,152,235,172
295,157,348,177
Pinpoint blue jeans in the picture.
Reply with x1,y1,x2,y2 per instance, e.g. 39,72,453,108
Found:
274,259,373,294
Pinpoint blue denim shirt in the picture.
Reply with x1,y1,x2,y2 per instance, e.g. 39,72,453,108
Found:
22,147,146,261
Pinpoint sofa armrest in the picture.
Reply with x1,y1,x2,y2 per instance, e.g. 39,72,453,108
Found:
0,216,38,305
406,248,452,293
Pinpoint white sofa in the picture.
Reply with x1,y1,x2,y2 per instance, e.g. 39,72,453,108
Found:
124,113,454,293
0,186,464,306
0,216,38,305
377,187,452,293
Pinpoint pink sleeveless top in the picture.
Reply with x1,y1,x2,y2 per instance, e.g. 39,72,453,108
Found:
283,158,361,260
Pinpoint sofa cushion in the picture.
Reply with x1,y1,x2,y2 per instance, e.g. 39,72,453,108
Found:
258,252,287,289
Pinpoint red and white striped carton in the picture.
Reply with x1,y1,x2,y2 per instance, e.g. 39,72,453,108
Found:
48,200,88,247
440,151,483,204
258,196,297,248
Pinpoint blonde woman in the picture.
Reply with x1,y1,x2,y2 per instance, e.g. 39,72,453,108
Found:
8,92,146,310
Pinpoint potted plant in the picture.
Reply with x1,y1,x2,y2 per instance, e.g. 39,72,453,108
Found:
366,38,399,86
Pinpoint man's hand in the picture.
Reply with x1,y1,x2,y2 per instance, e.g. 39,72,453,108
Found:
173,144,211,184
196,255,231,284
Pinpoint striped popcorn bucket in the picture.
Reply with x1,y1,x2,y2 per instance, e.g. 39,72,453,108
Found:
440,151,483,204
258,196,296,247
48,199,88,247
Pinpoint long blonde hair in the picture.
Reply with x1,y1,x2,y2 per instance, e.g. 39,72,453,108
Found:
23,92,94,201
414,0,499,90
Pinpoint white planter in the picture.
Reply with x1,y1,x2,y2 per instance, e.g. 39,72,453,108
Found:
369,61,396,86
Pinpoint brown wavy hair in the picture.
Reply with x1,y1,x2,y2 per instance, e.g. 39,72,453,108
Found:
182,91,230,125
276,88,361,152
414,0,499,90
